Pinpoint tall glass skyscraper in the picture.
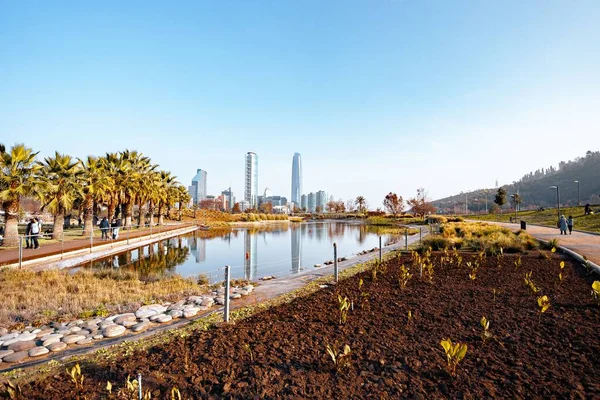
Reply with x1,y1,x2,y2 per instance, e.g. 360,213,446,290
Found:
291,153,302,208
188,169,207,205
245,152,258,207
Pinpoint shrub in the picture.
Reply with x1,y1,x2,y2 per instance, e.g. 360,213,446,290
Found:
427,215,448,224
421,236,451,251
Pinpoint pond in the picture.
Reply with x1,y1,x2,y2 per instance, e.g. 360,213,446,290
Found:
79,221,398,281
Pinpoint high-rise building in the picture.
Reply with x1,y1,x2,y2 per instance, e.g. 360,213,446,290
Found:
221,188,235,210
316,190,327,212
188,169,207,205
291,153,302,208
307,192,316,212
245,152,258,208
301,194,307,210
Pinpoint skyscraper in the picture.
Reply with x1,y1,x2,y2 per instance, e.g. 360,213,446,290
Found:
245,152,258,207
188,169,207,205
291,153,302,208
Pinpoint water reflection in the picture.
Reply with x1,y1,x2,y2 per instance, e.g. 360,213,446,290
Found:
82,222,389,279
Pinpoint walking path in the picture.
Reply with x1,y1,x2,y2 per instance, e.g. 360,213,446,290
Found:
0,223,196,269
474,220,600,270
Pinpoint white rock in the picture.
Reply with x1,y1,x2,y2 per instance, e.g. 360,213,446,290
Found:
0,350,15,360
114,313,136,325
36,328,55,338
32,329,41,334
48,342,67,352
40,333,63,342
131,322,150,333
62,335,86,344
155,314,172,323
92,334,104,340
103,325,126,338
182,308,199,318
121,320,137,328
229,293,242,299
42,337,62,347
99,321,117,329
198,306,209,311
168,310,183,318
29,347,49,357
76,338,93,345
0,328,8,336
70,326,82,333
135,309,158,319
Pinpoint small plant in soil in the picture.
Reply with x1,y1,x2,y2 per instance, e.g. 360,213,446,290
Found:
423,263,434,283
399,264,412,288
558,261,565,286
467,261,478,281
3,381,23,400
537,295,550,321
440,338,468,377
338,294,350,324
66,363,85,391
325,343,352,373
514,255,522,270
244,343,254,362
492,288,498,302
524,272,540,295
480,316,492,343
591,281,600,306
171,387,182,400
106,380,113,395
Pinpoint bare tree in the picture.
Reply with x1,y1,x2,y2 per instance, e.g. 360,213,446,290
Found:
407,188,436,216
383,192,404,217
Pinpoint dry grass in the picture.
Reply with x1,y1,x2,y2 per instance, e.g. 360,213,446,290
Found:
0,268,208,329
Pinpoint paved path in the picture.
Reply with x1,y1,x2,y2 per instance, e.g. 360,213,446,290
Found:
0,223,195,268
476,220,600,266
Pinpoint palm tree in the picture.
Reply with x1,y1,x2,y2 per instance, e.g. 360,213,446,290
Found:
79,156,111,236
38,152,83,239
176,185,191,222
355,195,367,214
120,150,153,229
156,171,178,225
100,152,128,223
136,169,160,228
0,143,42,247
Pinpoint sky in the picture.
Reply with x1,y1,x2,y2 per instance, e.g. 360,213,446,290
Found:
1,0,599,208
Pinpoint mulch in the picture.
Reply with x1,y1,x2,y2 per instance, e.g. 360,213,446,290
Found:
12,250,600,399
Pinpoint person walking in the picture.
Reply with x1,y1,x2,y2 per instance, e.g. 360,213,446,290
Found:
25,219,33,249
111,218,121,240
100,217,110,240
558,214,568,235
30,217,41,249
567,215,574,235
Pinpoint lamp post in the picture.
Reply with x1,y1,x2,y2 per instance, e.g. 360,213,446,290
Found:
549,185,560,220
574,180,580,206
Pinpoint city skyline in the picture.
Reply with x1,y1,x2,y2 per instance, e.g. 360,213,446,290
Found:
291,153,302,208
1,2,598,203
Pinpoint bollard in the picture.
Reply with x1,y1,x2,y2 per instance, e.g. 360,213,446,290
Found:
138,372,142,400
334,242,338,283
224,265,231,323
18,236,23,269
405,228,408,251
379,236,382,264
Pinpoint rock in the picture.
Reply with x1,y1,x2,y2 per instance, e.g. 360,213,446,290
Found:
182,308,199,318
36,328,55,338
169,300,186,309
8,340,37,352
48,342,68,352
0,328,8,336
238,290,250,296
2,351,29,363
121,320,138,328
31,328,41,334
188,295,203,303
168,310,183,319
56,328,71,335
3,332,37,346
1,338,20,347
155,314,172,323
131,322,150,333
230,293,242,299
42,337,62,347
29,347,49,357
104,315,118,322
76,338,93,345
78,329,91,336
92,334,104,340
62,335,86,344
114,313,136,325
198,306,209,311
135,309,158,319
100,320,117,329
215,298,225,305
149,314,163,322
314,264,322,268
70,326,82,333
67,319,84,327
0,350,15,360
103,325,126,338
260,275,276,281
41,333,63,342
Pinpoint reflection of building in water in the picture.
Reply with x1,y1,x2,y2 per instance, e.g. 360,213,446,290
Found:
291,226,302,274
244,231,257,280
189,236,206,263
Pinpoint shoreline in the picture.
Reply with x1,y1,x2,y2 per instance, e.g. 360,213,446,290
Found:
227,220,291,227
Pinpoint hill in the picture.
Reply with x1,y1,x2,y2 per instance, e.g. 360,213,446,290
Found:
432,150,600,213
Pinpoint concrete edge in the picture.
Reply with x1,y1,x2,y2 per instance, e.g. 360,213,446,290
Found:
535,238,600,275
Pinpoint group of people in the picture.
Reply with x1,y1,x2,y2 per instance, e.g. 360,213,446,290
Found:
99,217,122,240
558,215,574,235
25,217,43,249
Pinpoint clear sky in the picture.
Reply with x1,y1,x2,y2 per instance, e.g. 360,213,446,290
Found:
1,1,599,208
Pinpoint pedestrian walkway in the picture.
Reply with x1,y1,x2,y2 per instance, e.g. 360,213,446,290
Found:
478,221,600,266
0,224,195,268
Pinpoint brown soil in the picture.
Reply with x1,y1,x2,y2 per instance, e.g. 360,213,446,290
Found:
11,251,600,399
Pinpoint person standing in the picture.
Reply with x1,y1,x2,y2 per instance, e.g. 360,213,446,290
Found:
30,217,40,249
567,215,574,235
558,215,568,235
100,217,110,239
25,219,33,249
111,218,121,240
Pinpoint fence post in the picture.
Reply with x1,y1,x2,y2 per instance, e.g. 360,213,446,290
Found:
334,242,338,283
127,227,130,245
378,236,382,264
138,372,142,400
90,225,93,253
405,228,408,251
18,236,23,269
61,231,64,259
224,265,230,323
150,222,152,239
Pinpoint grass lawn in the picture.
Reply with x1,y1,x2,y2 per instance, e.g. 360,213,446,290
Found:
467,205,600,233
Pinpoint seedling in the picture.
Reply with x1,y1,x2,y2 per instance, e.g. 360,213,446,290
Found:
537,295,550,321
358,278,364,291
3,381,23,400
106,381,112,395
172,387,182,400
407,310,413,323
558,261,565,285
243,343,254,362
440,338,467,376
492,288,498,302
66,363,85,390
424,263,434,283
524,272,540,295
514,255,522,270
480,316,492,343
399,264,412,288
326,343,352,373
591,281,600,306
338,295,350,324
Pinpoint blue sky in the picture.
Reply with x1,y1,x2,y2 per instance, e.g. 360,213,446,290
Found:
1,0,599,207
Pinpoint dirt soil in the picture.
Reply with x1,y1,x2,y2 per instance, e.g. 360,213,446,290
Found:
10,250,600,399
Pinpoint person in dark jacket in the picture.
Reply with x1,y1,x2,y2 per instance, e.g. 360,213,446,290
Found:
25,219,33,249
567,216,574,234
31,217,41,249
100,217,110,239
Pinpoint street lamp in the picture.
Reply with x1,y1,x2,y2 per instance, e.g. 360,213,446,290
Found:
574,180,580,206
549,185,560,220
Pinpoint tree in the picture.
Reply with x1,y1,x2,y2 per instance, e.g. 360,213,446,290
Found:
260,202,273,214
0,144,42,247
79,156,111,236
232,202,241,213
407,188,436,217
326,201,336,213
345,199,354,213
383,192,404,217
355,196,367,213
335,200,346,213
494,188,507,209
315,205,322,213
